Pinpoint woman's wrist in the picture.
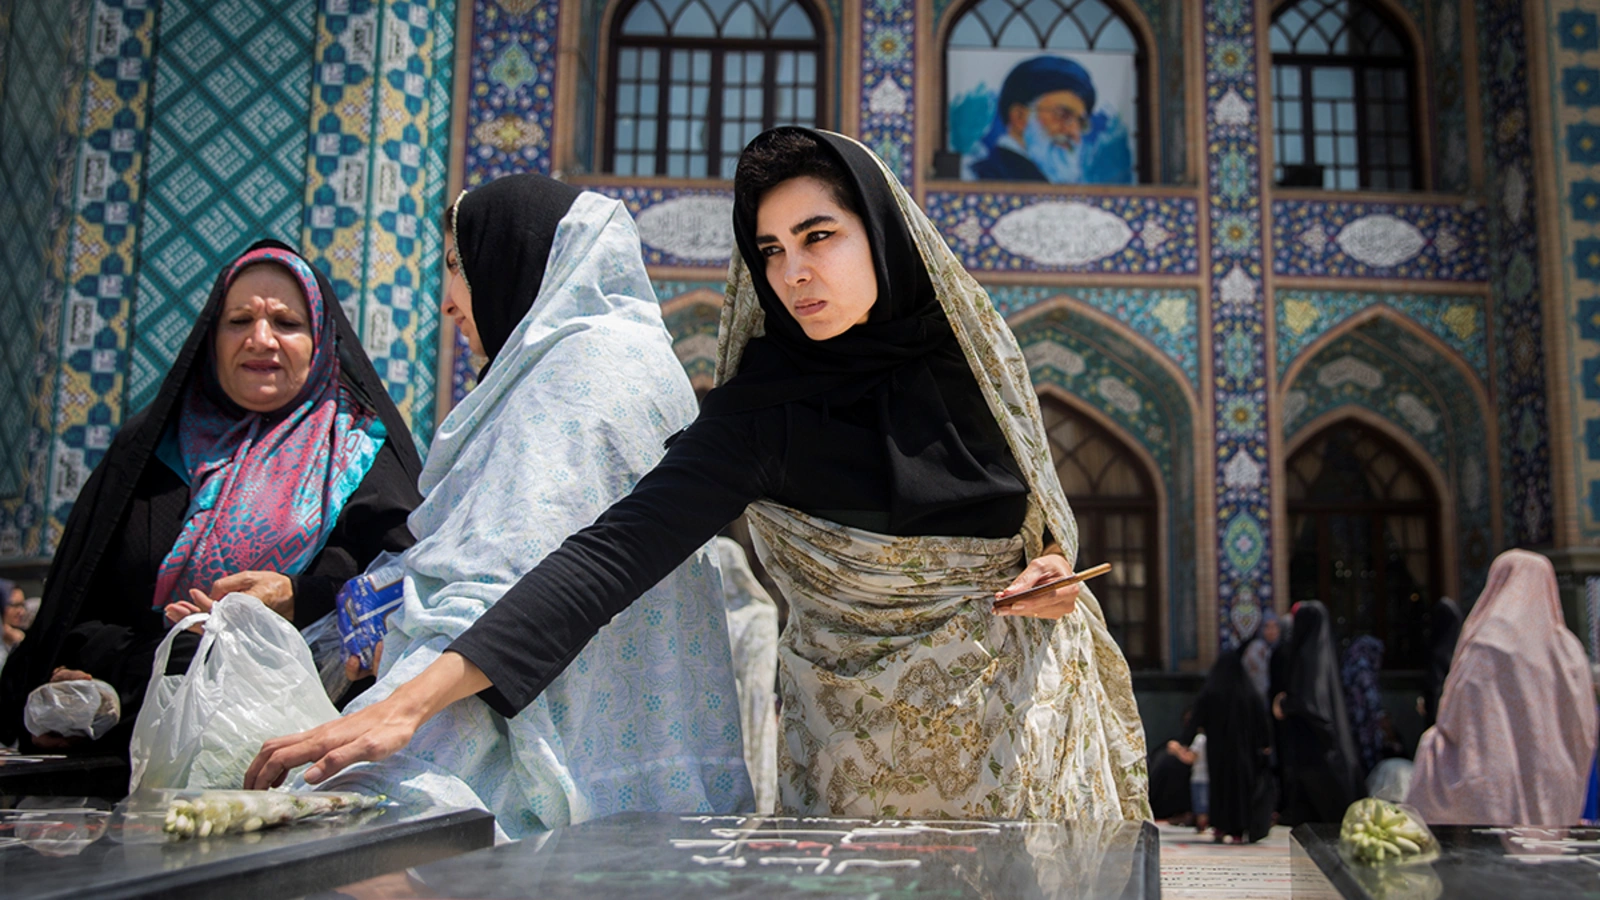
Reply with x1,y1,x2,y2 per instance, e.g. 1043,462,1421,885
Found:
391,651,492,725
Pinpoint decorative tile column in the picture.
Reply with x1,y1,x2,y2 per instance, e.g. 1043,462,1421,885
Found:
1204,0,1272,648
450,0,560,405
302,0,455,449
1479,0,1552,546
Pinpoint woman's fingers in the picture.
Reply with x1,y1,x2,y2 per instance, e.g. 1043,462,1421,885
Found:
187,590,215,611
244,698,420,790
995,582,1080,618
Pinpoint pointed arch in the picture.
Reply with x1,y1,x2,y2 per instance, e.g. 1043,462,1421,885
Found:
660,288,725,389
1036,383,1169,669
1280,304,1488,415
1284,406,1460,642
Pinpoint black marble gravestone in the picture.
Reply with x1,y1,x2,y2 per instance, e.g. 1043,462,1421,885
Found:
0,755,129,806
1292,822,1600,899
0,801,493,900
323,811,1160,899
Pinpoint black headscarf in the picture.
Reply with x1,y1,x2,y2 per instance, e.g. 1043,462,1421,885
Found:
703,127,1027,536
0,240,421,744
451,174,583,374
1192,644,1277,841
1424,596,1462,727
1282,601,1364,807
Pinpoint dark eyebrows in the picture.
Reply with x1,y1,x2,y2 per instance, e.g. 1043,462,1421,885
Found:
790,214,837,235
754,213,841,245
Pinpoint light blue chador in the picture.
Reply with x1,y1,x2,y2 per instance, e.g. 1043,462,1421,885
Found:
327,192,752,839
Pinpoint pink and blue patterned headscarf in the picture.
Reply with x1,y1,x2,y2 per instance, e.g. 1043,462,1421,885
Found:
152,247,386,608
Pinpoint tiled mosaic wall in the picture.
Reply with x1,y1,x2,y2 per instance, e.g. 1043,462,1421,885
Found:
129,0,317,412
0,0,454,562
1542,0,1600,541
0,0,89,556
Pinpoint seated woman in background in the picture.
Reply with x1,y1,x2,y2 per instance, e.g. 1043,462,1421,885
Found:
0,242,423,757
311,175,750,840
250,128,1148,824
1407,550,1597,825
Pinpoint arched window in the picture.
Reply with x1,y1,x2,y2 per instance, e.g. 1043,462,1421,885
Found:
1041,397,1160,669
1270,0,1419,191
1286,420,1439,668
607,0,824,179
943,0,1145,184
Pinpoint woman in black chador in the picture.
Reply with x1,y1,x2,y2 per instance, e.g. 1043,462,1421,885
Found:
1190,640,1277,842
1273,601,1365,824
0,241,422,758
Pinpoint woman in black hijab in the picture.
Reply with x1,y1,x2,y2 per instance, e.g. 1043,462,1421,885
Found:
0,240,422,759
248,128,1149,823
1421,596,1462,728
1192,641,1277,842
1273,601,1365,824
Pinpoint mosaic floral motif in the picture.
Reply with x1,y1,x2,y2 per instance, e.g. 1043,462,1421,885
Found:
463,0,556,185
923,192,1200,275
1274,290,1489,382
859,0,913,183
1220,395,1261,435
1272,200,1489,280
987,286,1200,386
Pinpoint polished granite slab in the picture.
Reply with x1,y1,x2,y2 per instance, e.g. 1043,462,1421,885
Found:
321,812,1159,899
1292,822,1600,899
0,755,129,805
0,800,494,900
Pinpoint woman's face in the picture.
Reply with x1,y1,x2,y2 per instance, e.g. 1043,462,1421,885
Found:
213,265,315,413
754,176,877,341
441,233,483,356
4,589,25,628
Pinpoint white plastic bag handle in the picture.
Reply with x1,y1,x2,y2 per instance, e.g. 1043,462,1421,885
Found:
146,612,212,695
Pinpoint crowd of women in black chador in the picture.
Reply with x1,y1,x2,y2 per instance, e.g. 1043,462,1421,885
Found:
0,241,423,759
1149,595,1468,843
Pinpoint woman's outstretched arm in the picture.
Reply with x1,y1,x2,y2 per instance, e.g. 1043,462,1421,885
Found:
245,650,488,789
243,409,782,789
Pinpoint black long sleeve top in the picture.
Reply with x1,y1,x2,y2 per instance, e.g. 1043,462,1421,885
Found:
450,403,1029,718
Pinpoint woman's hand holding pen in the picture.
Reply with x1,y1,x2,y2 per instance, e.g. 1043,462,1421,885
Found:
994,551,1080,619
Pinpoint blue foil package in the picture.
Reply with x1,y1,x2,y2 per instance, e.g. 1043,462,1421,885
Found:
336,552,406,670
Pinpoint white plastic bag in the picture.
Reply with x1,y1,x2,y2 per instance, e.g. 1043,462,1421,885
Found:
24,679,121,739
127,593,339,794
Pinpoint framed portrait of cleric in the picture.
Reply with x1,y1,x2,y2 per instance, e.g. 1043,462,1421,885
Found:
946,49,1140,185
